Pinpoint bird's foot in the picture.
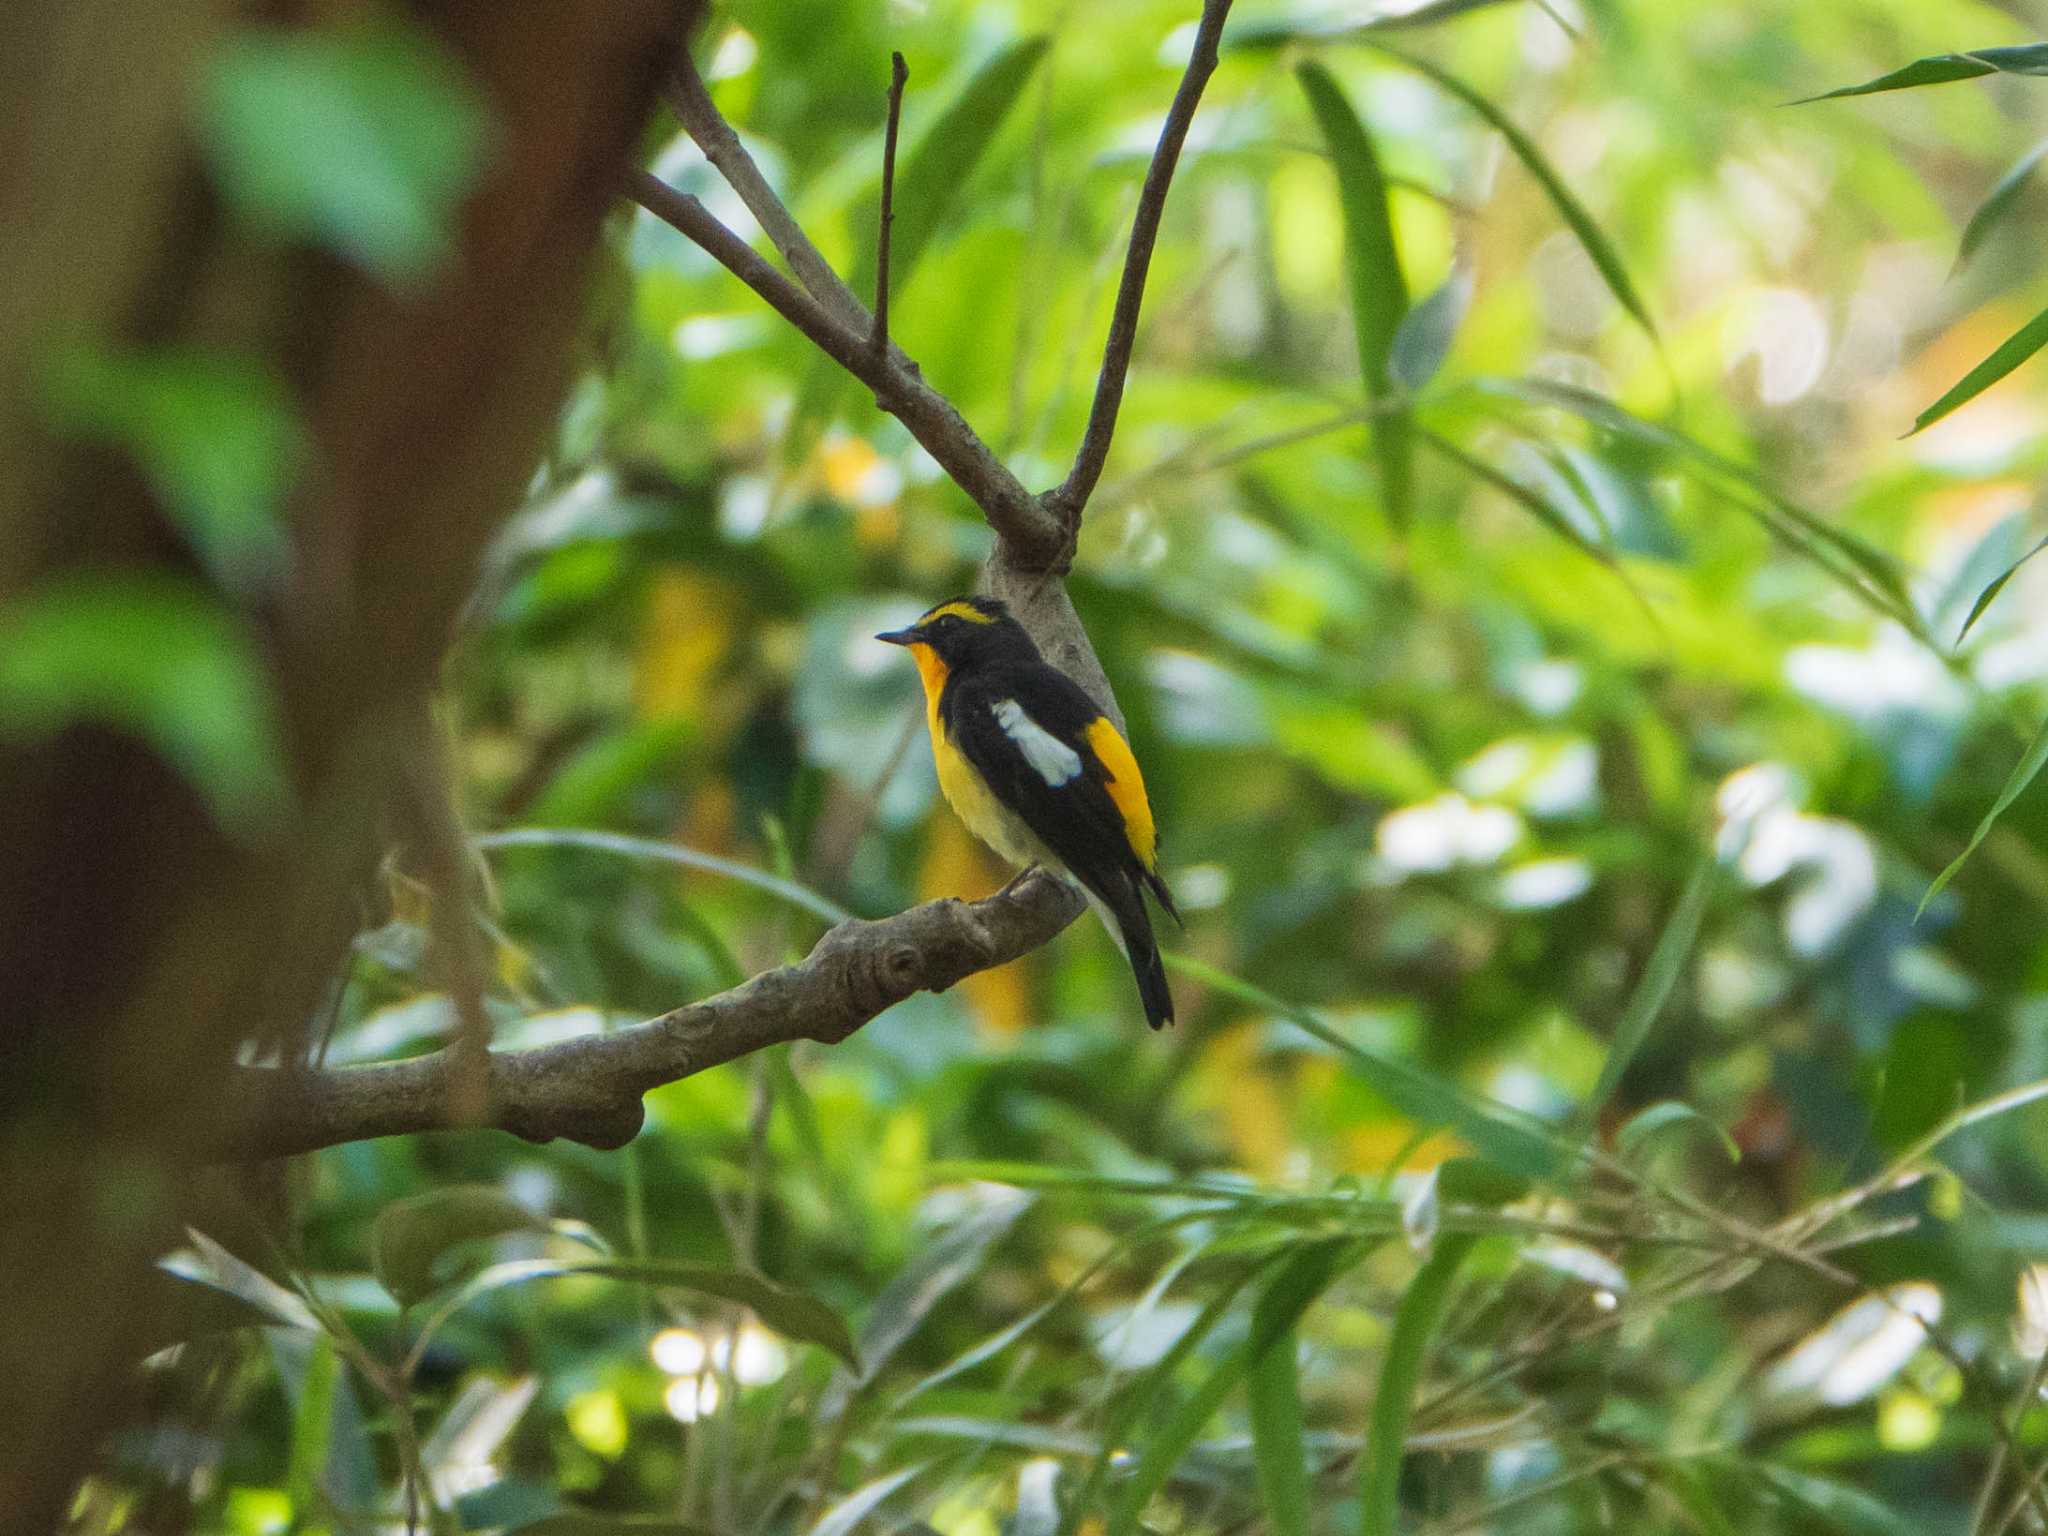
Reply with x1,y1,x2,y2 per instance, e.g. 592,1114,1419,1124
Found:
993,863,1042,899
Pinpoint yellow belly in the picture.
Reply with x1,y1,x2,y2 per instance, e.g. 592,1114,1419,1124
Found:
933,718,1055,868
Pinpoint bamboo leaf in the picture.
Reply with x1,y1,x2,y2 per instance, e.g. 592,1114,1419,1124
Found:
1912,304,2048,436
1109,1240,1356,1536
1586,852,1714,1120
1361,1235,1476,1536
1373,45,1659,345
1391,263,1474,391
1169,954,1567,1180
1297,61,1414,533
1921,712,2048,915
1957,533,2048,643
1956,139,2048,274
1615,1100,1742,1164
409,1258,857,1370
1798,44,2048,103
1247,1322,1312,1536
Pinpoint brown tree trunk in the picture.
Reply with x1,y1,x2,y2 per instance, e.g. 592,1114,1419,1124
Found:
0,2,687,1526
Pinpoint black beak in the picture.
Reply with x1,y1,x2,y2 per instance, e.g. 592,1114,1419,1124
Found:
875,627,918,646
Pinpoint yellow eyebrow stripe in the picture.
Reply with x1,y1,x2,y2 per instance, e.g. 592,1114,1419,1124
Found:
919,599,995,626
1085,717,1157,870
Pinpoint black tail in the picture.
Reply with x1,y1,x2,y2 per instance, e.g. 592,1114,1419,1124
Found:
1099,879,1174,1029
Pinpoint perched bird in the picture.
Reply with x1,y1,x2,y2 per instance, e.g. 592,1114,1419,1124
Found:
877,595,1180,1028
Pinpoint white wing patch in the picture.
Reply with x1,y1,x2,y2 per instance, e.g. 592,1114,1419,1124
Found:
993,698,1083,786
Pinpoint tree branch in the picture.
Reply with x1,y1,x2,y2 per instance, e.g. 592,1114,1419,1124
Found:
1043,0,1233,530
212,871,1084,1160
629,168,1059,561
665,49,870,332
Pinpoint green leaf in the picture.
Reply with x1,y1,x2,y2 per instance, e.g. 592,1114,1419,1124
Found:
808,1464,927,1536
1420,427,1621,571
475,828,853,924
40,347,302,593
1297,61,1414,533
1371,45,1659,346
1615,1100,1741,1165
526,720,694,827
1586,852,1714,1120
282,1331,340,1520
1390,264,1473,391
1482,378,1921,633
508,1519,725,1536
1360,1234,1476,1536
1797,44,2048,103
198,21,491,285
1911,304,2048,436
1230,0,1525,47
1248,1321,1312,1536
1109,1239,1356,1536
1957,533,2048,643
0,577,290,838
410,1258,858,1369
1169,954,1566,1179
1921,712,2048,914
1956,139,2048,274
371,1185,550,1309
160,1229,321,1333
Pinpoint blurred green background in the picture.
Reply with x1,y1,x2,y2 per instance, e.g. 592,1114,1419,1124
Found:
73,0,2048,1531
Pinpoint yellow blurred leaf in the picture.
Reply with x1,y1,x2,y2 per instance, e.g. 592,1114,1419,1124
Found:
637,569,736,722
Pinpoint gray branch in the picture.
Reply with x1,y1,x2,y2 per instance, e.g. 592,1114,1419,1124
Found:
213,871,1083,1160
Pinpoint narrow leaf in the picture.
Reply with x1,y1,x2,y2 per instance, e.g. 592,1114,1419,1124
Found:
1248,1322,1312,1536
1586,853,1714,1119
1921,712,2048,914
1615,1100,1742,1164
371,1185,548,1309
808,1465,926,1536
1957,139,2048,274
1361,1235,1477,1536
1912,304,2048,436
1390,263,1474,391
1168,954,1567,1181
161,1229,321,1333
1957,533,2048,643
1109,1240,1356,1536
1797,44,2048,103
1297,61,1414,533
410,1258,857,1370
282,1332,340,1519
1374,45,1658,344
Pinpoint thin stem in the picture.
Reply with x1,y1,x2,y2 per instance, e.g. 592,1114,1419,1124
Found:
873,51,908,357
1044,0,1235,528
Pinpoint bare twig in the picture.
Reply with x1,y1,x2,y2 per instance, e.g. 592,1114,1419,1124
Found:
1042,0,1235,531
873,51,908,358
666,51,869,332
629,168,1058,561
212,871,1082,1160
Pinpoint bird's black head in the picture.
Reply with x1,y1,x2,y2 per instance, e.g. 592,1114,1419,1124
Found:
875,594,1037,670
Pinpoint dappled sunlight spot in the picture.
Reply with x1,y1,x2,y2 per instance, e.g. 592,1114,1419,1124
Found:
566,1389,629,1459
663,1375,721,1424
717,473,773,539
1911,391,2038,475
1785,625,1964,722
1172,862,1229,911
818,431,904,511
1722,287,1830,406
1524,1242,1628,1297
705,26,757,82
1877,1388,1940,1452
671,313,767,360
1456,735,1598,817
1762,1283,1942,1409
1376,793,1524,874
650,1326,705,1375
1146,650,1268,748
1511,657,1582,716
1716,762,1878,952
1533,230,1613,341
1496,856,1593,910
2014,1264,2048,1360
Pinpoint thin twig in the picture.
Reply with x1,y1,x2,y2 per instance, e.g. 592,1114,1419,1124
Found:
1043,0,1236,530
873,51,908,358
666,52,869,332
628,168,1058,559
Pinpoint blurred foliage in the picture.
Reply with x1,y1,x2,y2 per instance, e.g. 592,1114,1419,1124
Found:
50,0,2048,1531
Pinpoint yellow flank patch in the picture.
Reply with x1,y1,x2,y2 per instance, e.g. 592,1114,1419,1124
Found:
919,598,995,626
1085,716,1157,869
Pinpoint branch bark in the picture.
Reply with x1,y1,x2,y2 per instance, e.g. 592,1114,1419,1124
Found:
215,871,1083,1160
